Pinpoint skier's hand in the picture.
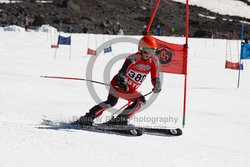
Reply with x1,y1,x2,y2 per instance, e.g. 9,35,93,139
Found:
152,78,161,93
118,80,129,92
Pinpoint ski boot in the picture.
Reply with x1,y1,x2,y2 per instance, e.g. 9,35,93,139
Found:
72,112,95,126
103,114,129,126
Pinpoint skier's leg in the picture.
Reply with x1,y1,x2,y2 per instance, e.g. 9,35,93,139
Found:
120,95,146,117
88,94,118,117
75,93,118,125
104,93,146,125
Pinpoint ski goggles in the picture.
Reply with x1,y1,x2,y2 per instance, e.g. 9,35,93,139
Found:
142,48,156,55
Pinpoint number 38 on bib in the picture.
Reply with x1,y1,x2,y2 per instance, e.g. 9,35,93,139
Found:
125,70,147,89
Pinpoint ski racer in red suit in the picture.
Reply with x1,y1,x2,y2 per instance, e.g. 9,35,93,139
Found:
75,35,161,126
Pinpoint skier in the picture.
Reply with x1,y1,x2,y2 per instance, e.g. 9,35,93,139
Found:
24,16,29,32
113,22,121,35
75,35,161,126
156,25,163,36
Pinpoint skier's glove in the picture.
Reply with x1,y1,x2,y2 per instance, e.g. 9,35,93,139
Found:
118,80,129,92
152,78,161,93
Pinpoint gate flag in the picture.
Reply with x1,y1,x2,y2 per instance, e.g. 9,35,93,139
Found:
241,43,250,59
57,35,71,45
104,46,112,53
87,48,96,55
225,60,243,70
153,37,187,75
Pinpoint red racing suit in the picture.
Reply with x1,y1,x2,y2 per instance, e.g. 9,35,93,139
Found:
110,52,160,100
87,52,160,119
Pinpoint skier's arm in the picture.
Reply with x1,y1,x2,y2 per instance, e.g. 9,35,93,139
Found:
117,58,133,91
151,57,161,93
118,59,131,80
152,78,161,93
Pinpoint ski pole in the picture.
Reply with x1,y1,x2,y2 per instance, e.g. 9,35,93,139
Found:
144,91,152,97
41,76,153,97
111,91,153,116
40,75,109,86
111,101,131,117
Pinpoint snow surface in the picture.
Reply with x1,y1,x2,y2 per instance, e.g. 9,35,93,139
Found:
172,0,250,19
0,0,21,3
1,28,250,167
2,25,25,32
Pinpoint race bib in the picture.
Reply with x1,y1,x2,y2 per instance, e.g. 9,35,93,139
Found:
127,70,147,84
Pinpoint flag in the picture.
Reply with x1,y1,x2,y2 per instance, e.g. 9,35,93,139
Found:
225,60,243,70
57,35,71,45
87,48,96,55
153,37,187,75
241,43,250,59
104,46,112,53
51,44,59,48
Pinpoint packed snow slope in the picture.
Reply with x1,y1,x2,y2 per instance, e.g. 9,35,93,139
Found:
1,31,250,167
172,0,250,19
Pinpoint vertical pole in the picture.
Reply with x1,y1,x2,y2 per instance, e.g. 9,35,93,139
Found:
237,19,244,88
69,35,72,61
229,33,232,60
54,47,58,60
54,35,59,60
225,33,229,63
69,45,71,60
145,0,161,35
182,0,189,128
50,26,53,45
185,0,189,45
236,35,240,64
95,34,97,54
87,33,90,55
103,34,105,56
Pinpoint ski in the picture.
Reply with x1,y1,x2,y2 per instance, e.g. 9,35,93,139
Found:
41,119,182,137
41,119,142,136
84,125,143,136
140,127,183,136
93,124,182,136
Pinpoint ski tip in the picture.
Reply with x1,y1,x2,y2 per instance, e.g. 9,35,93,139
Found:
129,129,143,136
169,128,183,136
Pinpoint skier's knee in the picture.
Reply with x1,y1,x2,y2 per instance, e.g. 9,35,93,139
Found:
137,96,146,105
99,102,112,109
102,100,117,108
109,100,118,107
